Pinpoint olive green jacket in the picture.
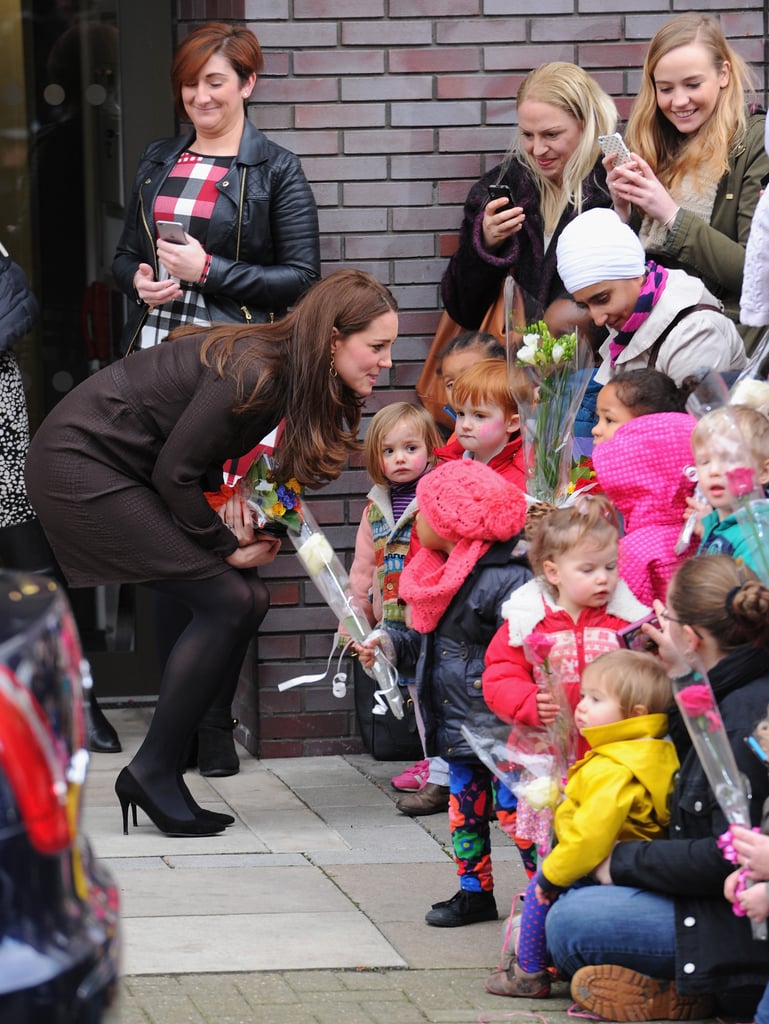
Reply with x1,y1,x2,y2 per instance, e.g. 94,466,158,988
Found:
637,112,769,349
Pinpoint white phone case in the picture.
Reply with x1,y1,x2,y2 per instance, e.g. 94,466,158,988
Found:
598,132,632,165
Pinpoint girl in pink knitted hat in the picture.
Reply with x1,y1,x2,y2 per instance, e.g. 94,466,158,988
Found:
358,458,532,928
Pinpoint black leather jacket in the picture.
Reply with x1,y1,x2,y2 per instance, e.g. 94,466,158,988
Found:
112,119,320,353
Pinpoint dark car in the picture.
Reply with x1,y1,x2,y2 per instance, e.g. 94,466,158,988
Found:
0,572,119,1022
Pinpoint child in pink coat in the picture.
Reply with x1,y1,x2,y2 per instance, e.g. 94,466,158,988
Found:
591,411,698,604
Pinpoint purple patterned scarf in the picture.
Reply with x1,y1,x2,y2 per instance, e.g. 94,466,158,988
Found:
609,261,669,367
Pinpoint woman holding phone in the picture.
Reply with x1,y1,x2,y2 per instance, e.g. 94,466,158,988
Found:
441,62,618,333
113,21,319,355
606,13,769,349
111,22,320,775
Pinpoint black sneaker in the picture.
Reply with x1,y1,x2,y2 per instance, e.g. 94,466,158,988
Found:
425,889,498,927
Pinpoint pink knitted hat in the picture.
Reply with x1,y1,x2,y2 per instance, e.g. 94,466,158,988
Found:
416,459,527,542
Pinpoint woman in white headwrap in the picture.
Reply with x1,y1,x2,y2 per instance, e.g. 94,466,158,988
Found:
556,208,746,386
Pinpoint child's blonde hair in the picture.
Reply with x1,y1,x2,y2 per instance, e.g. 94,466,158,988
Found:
582,649,673,718
691,404,769,476
364,402,442,487
510,62,618,235
625,13,755,191
527,496,620,588
451,359,535,417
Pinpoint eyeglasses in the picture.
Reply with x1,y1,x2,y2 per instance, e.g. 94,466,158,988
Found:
660,608,702,639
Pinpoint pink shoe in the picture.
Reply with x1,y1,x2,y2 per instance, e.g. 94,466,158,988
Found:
390,759,429,791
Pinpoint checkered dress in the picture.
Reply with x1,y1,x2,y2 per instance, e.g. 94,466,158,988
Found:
139,150,232,349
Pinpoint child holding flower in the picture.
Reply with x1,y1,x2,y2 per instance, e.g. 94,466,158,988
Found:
346,402,445,806
482,497,649,883
690,403,769,573
357,459,533,927
485,648,678,999
483,496,649,756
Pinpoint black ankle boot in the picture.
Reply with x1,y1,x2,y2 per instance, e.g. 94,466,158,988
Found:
197,709,240,777
86,691,122,753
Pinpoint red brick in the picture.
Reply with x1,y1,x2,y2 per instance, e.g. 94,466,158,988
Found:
342,21,432,46
295,50,386,75
247,22,338,47
258,78,339,103
438,74,524,101
390,0,479,13
436,19,525,44
389,48,479,74
341,77,433,103
578,42,653,68
294,0,384,14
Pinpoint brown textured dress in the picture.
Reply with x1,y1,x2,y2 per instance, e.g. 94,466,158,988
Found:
25,333,282,587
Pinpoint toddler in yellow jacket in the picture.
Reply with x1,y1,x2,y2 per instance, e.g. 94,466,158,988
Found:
485,648,679,999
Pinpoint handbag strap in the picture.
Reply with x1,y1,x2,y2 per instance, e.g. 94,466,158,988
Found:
646,303,723,369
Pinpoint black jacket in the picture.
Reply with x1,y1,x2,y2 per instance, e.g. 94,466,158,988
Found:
390,539,532,761
112,119,320,352
441,156,612,329
610,644,769,999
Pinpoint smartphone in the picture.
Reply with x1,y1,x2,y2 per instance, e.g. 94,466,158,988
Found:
487,184,515,212
598,132,632,166
617,613,660,652
156,220,188,245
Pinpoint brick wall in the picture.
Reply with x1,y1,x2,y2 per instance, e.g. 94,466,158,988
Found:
177,1,769,757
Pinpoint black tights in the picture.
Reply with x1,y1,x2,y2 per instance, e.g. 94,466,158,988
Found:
130,569,269,817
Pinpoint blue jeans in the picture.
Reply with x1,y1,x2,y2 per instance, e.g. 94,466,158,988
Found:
545,884,676,980
756,981,769,1024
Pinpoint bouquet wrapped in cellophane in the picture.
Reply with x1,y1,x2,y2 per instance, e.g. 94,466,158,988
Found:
462,631,575,856
672,664,766,940
461,717,564,854
502,279,595,505
240,451,302,534
283,503,404,720
510,322,595,505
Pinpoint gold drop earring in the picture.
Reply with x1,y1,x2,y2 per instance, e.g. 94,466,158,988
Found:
329,355,338,378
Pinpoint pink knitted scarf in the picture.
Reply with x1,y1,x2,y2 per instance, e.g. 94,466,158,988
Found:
399,539,492,633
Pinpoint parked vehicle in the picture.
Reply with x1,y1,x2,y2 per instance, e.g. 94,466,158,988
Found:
0,572,119,1022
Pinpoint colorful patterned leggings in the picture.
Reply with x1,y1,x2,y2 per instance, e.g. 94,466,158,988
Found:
448,760,537,892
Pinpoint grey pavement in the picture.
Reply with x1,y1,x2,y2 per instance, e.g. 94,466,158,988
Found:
89,708,716,1024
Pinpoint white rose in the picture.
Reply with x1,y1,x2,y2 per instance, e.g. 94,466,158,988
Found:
517,344,538,366
297,532,335,576
523,775,561,811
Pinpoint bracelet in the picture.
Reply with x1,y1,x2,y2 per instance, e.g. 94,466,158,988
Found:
198,251,212,287
663,208,680,231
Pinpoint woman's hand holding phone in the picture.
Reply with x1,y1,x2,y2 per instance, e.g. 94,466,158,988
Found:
482,184,525,251
602,146,680,228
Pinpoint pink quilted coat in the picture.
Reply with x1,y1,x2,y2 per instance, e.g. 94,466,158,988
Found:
591,412,698,605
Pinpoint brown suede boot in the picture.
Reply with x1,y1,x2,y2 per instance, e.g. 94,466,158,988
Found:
485,954,551,998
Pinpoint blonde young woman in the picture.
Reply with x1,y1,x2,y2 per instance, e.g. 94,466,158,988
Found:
607,13,769,348
441,62,618,332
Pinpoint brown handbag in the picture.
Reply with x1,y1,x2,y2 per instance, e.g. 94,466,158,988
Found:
415,276,524,428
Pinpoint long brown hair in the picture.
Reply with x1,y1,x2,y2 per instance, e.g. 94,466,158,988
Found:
624,14,755,191
170,22,264,120
178,269,398,489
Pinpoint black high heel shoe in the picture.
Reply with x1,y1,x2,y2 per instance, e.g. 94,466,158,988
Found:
176,772,235,828
115,767,225,837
